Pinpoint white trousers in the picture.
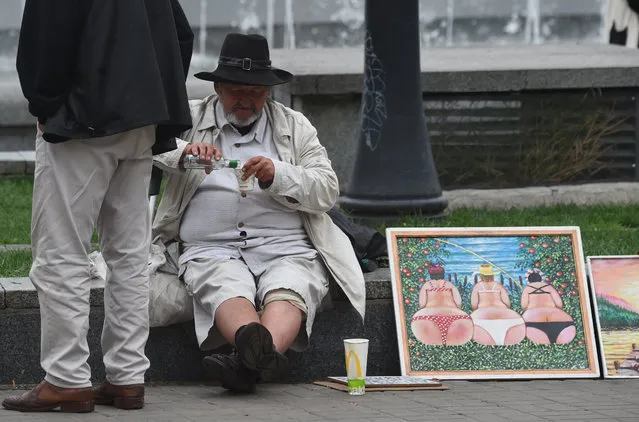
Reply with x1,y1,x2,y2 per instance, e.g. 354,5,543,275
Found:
30,125,155,388
183,255,329,352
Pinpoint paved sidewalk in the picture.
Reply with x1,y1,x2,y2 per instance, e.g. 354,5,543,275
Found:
1,380,638,421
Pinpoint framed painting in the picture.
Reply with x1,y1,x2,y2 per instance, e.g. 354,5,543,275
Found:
587,256,639,378
386,226,599,379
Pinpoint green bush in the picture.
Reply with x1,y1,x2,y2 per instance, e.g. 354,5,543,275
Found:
596,296,639,329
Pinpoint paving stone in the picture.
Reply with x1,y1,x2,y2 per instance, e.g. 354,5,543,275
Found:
1,380,638,422
594,408,639,418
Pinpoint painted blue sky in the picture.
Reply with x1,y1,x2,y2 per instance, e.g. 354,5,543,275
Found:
436,236,526,290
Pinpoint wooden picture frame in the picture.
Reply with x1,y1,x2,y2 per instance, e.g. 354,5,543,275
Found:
587,255,639,378
386,226,599,379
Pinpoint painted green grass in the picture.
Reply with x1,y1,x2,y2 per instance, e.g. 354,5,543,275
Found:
411,340,589,372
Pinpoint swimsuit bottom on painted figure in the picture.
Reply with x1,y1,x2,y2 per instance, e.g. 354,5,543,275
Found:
525,321,574,344
411,314,471,345
471,318,523,346
426,287,451,292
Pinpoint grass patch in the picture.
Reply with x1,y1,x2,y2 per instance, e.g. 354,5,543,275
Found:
0,176,165,245
0,177,33,244
1,176,638,277
375,205,639,257
0,250,32,278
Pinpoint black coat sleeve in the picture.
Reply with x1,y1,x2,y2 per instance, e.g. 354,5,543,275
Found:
629,0,639,15
171,0,194,80
16,0,87,123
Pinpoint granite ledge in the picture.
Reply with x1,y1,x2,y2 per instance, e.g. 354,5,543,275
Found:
4,44,639,126
269,44,639,95
0,277,106,309
0,268,393,310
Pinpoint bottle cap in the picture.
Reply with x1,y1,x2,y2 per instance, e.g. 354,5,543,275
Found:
228,160,239,169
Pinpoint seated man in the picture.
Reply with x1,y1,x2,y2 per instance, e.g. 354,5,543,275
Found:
151,33,365,393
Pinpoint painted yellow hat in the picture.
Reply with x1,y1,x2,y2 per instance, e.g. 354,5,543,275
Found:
478,264,498,276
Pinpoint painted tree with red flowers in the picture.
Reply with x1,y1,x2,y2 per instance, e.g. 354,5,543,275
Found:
396,236,451,326
515,234,585,344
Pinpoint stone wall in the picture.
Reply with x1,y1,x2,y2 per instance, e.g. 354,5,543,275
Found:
2,44,639,191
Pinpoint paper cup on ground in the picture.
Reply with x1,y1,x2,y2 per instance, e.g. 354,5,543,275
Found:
344,338,369,395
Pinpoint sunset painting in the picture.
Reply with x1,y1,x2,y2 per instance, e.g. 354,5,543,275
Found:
587,256,639,378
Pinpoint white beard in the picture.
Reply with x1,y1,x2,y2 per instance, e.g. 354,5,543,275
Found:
225,110,261,127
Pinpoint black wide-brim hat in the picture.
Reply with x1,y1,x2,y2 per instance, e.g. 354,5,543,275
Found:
194,33,293,86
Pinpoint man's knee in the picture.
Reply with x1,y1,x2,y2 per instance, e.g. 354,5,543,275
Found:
262,289,308,316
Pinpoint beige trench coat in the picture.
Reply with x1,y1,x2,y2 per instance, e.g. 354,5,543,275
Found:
148,94,366,327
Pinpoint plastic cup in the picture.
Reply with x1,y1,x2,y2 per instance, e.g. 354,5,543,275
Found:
235,168,256,193
343,338,369,395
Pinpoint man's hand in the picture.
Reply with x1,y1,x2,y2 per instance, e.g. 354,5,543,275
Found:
182,142,221,173
38,123,44,132
242,156,275,187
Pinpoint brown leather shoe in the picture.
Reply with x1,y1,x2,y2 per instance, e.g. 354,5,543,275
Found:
94,381,144,410
1,380,94,413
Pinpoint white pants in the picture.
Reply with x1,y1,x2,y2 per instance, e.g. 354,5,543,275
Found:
30,125,155,388
183,255,329,352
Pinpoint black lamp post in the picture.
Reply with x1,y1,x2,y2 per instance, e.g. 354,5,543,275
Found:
339,0,448,218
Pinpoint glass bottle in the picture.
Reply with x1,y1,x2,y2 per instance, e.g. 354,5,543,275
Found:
182,154,241,170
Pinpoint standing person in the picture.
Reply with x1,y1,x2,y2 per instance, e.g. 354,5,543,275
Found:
2,0,194,414
607,0,639,47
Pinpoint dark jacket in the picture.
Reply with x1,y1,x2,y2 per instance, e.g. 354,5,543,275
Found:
16,0,194,154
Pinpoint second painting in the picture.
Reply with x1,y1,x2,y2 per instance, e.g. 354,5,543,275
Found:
387,227,599,379
587,256,639,378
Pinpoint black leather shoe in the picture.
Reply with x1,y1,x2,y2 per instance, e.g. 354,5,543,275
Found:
235,322,289,381
257,349,289,382
202,354,258,394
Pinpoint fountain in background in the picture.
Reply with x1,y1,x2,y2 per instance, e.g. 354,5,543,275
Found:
0,0,609,77
524,0,541,44
329,0,365,45
266,0,275,47
446,0,454,46
284,0,296,49
198,0,208,57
